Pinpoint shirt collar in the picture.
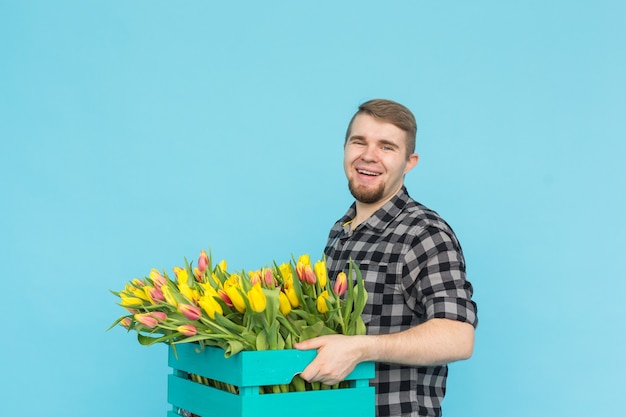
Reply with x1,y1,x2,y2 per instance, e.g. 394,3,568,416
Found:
342,186,411,233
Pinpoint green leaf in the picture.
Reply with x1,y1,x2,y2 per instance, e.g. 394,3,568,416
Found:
256,329,269,350
299,321,337,341
224,340,246,357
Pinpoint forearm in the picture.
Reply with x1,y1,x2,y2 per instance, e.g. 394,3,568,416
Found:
295,318,475,385
360,318,475,367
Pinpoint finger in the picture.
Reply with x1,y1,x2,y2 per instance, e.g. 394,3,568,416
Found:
299,363,319,382
294,337,322,350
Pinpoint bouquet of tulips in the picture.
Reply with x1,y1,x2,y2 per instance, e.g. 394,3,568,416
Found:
109,250,367,393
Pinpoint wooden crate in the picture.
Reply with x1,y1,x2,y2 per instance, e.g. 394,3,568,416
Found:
167,344,375,417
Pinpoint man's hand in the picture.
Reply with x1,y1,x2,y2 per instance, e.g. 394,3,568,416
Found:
293,319,474,385
294,334,371,385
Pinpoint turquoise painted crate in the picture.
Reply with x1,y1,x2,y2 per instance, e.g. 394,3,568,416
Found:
167,344,375,417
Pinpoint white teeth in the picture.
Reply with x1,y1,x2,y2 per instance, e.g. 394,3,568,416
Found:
358,169,380,176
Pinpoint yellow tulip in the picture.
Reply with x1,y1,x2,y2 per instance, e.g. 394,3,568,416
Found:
279,263,293,283
248,283,266,313
161,285,178,307
297,254,311,266
198,295,223,319
218,259,227,272
283,281,299,307
225,285,246,313
278,291,291,315
178,282,198,303
314,260,327,288
174,267,188,285
200,282,219,297
316,290,330,314
211,273,223,289
120,294,144,307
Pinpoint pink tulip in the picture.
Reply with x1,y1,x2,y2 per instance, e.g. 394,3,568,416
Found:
150,311,167,322
296,264,317,285
149,269,167,288
177,324,197,337
149,286,165,302
333,272,348,296
134,313,158,328
198,250,209,273
249,270,261,286
120,317,132,329
178,303,202,321
264,268,277,287
218,289,233,307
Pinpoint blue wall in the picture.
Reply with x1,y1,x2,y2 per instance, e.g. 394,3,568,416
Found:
1,1,624,416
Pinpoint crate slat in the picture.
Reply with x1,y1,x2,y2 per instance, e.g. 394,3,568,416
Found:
167,344,375,417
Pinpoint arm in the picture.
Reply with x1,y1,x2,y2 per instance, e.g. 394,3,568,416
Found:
294,318,474,385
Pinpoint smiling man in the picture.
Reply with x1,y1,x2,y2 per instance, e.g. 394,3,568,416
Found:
295,99,478,417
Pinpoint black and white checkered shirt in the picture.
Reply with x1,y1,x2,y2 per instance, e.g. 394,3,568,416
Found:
324,187,478,417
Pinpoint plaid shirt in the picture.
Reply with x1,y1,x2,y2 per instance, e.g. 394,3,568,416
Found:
324,187,478,417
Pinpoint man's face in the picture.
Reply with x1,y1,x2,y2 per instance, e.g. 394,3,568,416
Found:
344,114,418,205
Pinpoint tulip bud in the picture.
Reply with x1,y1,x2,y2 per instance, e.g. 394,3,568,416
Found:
149,269,167,288
264,268,276,288
283,281,300,307
225,285,246,313
279,263,293,283
218,289,233,307
278,291,291,315
198,250,209,273
316,290,330,314
303,264,317,284
134,313,158,328
161,285,178,307
177,324,197,337
217,260,227,272
173,267,188,285
296,255,315,284
178,303,202,321
333,272,348,297
248,283,267,313
120,295,144,307
198,295,223,319
149,286,165,303
150,311,167,322
120,317,132,329
249,270,262,286
314,260,327,288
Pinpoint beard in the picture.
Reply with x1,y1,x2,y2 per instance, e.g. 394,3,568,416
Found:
348,178,385,204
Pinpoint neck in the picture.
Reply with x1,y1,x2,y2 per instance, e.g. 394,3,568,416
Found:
351,197,390,230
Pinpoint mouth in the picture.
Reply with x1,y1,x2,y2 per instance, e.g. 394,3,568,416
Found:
356,168,381,177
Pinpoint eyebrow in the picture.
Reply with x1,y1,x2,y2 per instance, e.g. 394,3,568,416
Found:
349,135,400,149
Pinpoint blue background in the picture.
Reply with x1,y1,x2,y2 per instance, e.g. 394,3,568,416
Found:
1,1,624,416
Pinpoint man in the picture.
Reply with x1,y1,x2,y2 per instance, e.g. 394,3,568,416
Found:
294,99,478,416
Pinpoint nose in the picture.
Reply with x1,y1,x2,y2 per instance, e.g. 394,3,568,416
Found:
360,144,378,162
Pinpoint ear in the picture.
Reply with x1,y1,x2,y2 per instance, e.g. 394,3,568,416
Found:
404,153,419,174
